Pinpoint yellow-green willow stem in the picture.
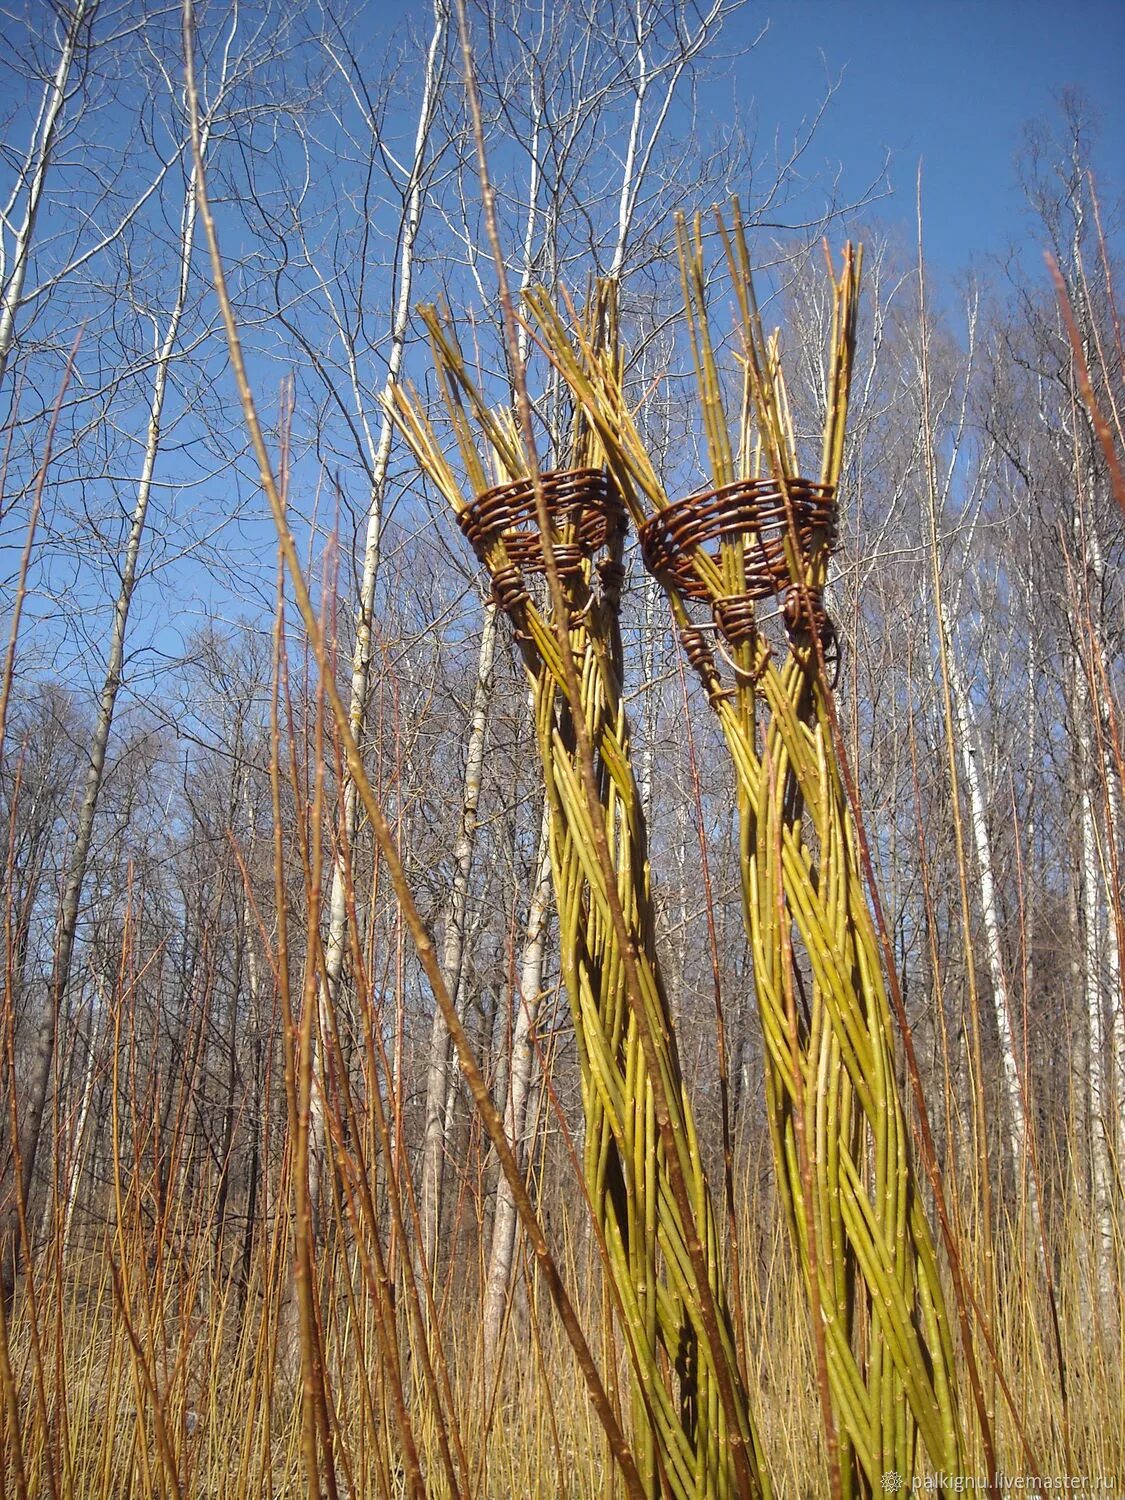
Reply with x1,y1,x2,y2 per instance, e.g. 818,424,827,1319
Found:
526,227,966,1497
386,300,770,1500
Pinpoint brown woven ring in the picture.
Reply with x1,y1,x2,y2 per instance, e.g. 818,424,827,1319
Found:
458,467,625,580
490,564,531,616
712,595,759,646
637,477,836,603
782,584,841,686
782,585,833,647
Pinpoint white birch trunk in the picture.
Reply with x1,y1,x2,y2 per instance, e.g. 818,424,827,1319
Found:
319,0,446,1000
0,0,95,388
1106,768,1124,1170
1078,690,1115,1300
419,600,498,1280
947,646,1039,1238
482,808,552,1366
311,2,447,1224
1074,492,1120,1294
1083,526,1125,1175
60,1000,100,1254
2,123,209,1302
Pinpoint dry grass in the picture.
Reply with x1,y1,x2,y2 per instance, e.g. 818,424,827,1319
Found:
1,27,1121,1500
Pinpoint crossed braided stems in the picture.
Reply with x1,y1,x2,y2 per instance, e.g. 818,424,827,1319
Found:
524,227,966,1496
514,512,760,1500
708,648,962,1494
385,305,771,1500
692,221,962,1492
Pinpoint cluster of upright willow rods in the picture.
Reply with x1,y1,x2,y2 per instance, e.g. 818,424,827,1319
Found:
387,208,967,1500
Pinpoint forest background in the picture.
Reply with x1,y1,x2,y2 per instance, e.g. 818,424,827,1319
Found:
0,1,1122,1495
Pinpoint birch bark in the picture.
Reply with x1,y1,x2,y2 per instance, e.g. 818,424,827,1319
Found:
481,810,551,1364
419,600,497,1280
946,644,1038,1232
1,106,212,1306
0,1,96,389
307,2,449,1235
317,0,448,1012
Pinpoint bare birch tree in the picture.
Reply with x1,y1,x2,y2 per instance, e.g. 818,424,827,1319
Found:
0,0,98,390
0,9,267,1303
427,0,807,1351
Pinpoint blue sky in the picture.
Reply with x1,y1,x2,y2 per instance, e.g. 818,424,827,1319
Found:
723,1,1123,270
12,0,1122,700
372,1,1122,273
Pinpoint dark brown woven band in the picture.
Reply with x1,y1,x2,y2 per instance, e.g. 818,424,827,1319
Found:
782,585,834,648
637,477,836,603
490,564,531,617
711,595,759,645
458,466,626,581
678,624,734,706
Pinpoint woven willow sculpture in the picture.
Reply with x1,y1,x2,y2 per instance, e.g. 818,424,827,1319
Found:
387,301,771,1500
527,214,966,1496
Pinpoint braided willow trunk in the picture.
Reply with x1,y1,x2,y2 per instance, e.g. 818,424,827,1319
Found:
681,617,963,1496
509,509,765,1500
526,224,968,1495
387,324,771,1499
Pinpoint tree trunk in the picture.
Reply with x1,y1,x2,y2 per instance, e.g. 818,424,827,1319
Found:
1078,692,1115,1308
0,126,206,1308
0,0,95,388
482,808,551,1367
311,0,447,1236
947,646,1038,1233
419,600,498,1283
1073,492,1120,1305
60,997,100,1254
